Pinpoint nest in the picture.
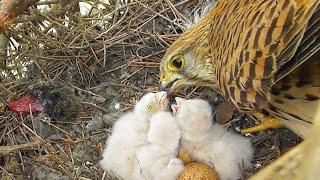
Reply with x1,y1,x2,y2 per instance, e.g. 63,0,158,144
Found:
0,0,301,179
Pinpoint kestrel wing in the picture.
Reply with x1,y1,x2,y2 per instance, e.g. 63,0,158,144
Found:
209,0,319,111
275,3,320,82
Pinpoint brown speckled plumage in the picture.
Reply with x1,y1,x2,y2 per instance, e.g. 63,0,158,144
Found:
160,0,320,138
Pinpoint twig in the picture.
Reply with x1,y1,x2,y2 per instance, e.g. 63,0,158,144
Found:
0,141,44,155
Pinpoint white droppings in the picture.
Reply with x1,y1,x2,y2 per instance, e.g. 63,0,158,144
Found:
115,103,121,110
85,161,93,166
254,163,262,170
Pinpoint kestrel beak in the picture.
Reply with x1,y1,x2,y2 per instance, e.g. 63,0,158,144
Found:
159,79,178,93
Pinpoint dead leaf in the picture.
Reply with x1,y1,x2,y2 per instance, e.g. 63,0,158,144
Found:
215,101,235,124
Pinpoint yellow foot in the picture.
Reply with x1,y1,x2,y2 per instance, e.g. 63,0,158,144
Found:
241,112,283,134
178,148,193,165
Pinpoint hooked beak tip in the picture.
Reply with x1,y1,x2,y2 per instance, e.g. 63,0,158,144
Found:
159,79,178,93
159,85,166,91
159,82,170,92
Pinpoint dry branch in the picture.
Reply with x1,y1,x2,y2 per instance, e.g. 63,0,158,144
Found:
0,0,40,29
0,141,44,155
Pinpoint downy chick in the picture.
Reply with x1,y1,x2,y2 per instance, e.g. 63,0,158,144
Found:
133,112,184,180
172,97,253,180
99,91,169,179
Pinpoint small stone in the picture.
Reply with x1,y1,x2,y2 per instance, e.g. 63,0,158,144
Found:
86,114,104,132
32,118,59,138
103,113,119,127
92,96,106,103
145,76,154,85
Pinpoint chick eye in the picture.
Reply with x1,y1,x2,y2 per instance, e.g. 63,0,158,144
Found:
168,55,185,71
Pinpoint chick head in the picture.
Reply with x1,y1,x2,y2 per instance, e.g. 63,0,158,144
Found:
172,98,212,136
134,91,169,118
147,111,181,149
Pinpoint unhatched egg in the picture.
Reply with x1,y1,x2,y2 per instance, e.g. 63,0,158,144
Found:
178,163,220,180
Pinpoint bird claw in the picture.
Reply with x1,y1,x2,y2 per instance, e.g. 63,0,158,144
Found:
241,113,283,134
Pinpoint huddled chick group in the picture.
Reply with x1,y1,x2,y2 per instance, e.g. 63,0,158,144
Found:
100,92,184,180
100,92,253,180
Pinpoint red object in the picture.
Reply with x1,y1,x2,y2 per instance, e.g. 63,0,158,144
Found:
8,95,44,115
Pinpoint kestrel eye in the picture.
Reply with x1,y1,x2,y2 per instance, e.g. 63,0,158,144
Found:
168,55,185,71
172,59,182,68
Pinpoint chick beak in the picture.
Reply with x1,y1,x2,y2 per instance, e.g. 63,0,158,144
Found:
171,97,183,116
8,95,44,115
175,97,183,104
158,92,168,109
171,104,179,116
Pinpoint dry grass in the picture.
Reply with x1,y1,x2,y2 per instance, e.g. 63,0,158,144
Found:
0,0,301,179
